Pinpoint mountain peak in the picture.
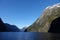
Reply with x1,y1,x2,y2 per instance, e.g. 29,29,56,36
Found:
27,3,60,32
46,3,60,9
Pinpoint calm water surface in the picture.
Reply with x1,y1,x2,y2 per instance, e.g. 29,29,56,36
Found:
0,32,60,40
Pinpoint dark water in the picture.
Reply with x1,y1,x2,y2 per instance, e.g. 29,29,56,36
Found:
0,32,60,40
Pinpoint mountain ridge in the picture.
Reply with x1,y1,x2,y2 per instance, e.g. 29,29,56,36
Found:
0,18,21,32
26,3,60,32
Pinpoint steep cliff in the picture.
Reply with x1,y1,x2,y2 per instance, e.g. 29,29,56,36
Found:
27,3,60,32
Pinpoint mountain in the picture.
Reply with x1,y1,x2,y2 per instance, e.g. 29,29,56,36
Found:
0,18,6,32
27,3,60,32
5,23,21,32
0,18,21,32
21,26,28,32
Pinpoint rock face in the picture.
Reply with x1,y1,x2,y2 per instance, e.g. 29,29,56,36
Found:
0,18,21,32
27,3,60,32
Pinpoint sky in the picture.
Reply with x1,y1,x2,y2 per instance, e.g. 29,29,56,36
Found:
0,0,60,29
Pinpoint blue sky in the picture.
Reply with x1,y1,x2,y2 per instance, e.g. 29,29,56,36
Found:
0,0,60,29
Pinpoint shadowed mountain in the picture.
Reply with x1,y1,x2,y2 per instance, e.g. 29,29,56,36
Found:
0,18,6,32
24,29,27,32
48,17,60,33
5,23,21,32
0,18,21,32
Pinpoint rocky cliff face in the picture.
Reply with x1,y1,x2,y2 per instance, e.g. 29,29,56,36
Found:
27,3,60,32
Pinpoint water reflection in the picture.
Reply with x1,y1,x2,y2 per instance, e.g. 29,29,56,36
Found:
0,32,60,40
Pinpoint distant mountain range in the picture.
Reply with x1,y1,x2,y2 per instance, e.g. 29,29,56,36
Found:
26,3,60,32
0,18,21,32
22,26,28,32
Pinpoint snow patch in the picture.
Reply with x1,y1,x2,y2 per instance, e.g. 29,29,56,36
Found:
45,6,51,9
57,5,60,7
45,3,60,9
